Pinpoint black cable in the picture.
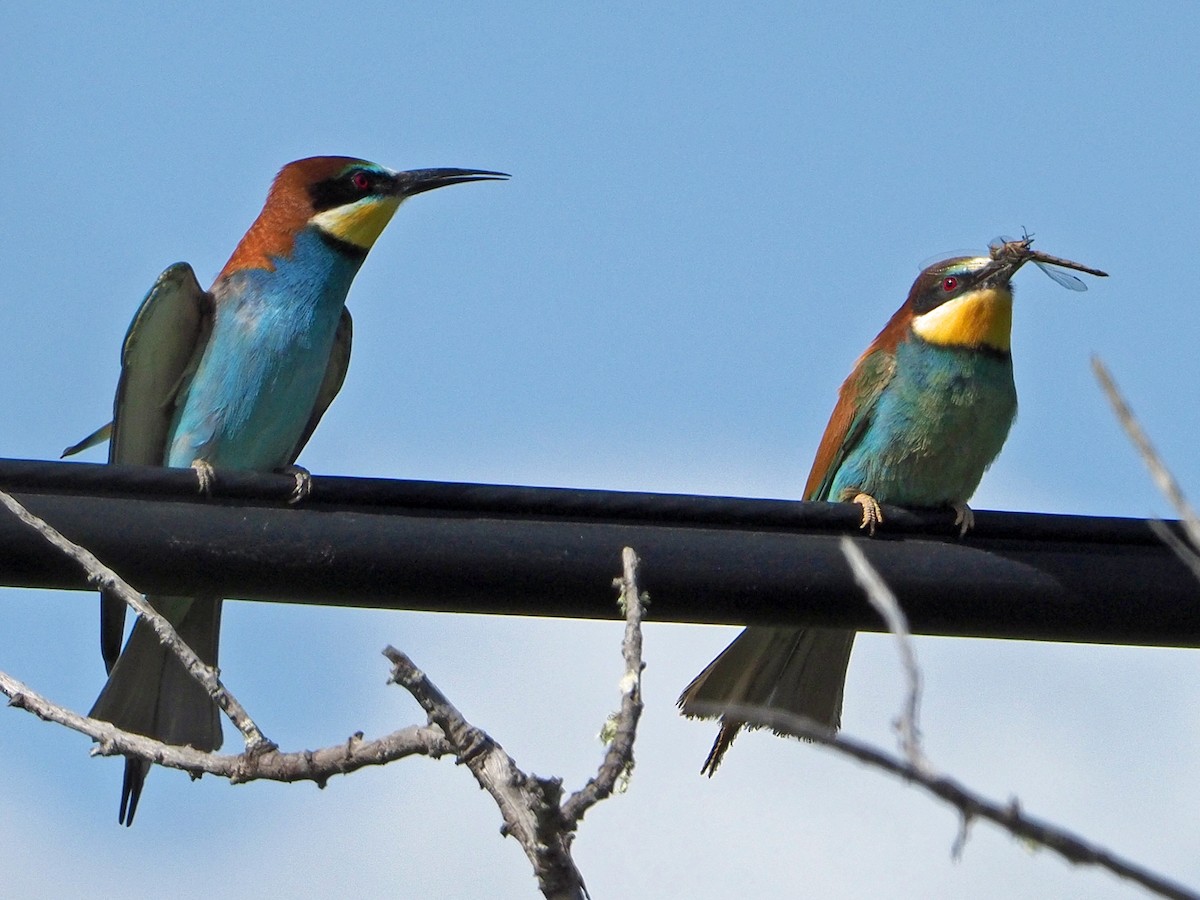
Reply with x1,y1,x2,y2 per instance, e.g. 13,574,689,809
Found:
0,457,1194,647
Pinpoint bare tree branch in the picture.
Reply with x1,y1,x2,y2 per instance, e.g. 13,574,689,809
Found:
689,539,1199,900
381,547,647,900
840,536,926,770
689,615,1187,895
1,664,452,785
1148,518,1200,583
2,490,646,900
562,545,645,826
704,699,1198,900
2,546,647,875
385,646,587,899
3,478,647,896
1092,356,1200,556
0,487,272,753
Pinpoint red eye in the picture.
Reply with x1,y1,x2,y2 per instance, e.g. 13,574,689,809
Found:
351,171,370,191
942,276,958,292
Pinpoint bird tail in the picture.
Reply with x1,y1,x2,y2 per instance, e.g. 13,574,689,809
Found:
89,596,224,825
677,626,856,775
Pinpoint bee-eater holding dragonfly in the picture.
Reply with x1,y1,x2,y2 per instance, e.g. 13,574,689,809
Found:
677,236,1106,774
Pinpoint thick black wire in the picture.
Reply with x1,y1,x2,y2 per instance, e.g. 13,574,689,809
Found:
0,457,1195,647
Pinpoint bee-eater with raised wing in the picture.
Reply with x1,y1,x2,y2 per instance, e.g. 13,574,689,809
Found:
66,156,508,823
677,237,1106,774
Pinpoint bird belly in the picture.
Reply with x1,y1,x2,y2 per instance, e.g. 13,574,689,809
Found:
167,307,340,469
828,341,1016,507
166,238,359,470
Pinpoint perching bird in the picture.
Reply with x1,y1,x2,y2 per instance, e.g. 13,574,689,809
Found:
64,156,508,823
677,237,1106,775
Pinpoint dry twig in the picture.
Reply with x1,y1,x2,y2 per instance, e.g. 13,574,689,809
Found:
840,536,926,770
687,540,1198,900
0,488,271,753
563,545,645,825
1092,356,1200,569
709,698,1197,900
383,546,647,900
0,484,647,899
0,663,452,785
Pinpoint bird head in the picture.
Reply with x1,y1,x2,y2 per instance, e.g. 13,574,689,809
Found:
218,156,508,278
906,253,1020,352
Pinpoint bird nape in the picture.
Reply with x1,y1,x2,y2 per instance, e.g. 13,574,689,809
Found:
677,237,1106,774
65,156,508,824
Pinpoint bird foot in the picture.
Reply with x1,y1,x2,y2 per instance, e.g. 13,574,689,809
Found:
952,502,975,537
852,492,883,536
191,459,215,496
281,465,312,504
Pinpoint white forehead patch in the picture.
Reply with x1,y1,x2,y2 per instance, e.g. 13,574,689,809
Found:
937,255,992,276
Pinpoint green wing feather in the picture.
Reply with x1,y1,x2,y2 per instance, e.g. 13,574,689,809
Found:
804,348,896,502
287,307,352,464
88,263,213,672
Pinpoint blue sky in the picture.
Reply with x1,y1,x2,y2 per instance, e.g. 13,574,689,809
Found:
3,3,1200,897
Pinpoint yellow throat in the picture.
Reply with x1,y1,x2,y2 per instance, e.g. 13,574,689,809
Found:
311,195,403,250
911,286,1013,352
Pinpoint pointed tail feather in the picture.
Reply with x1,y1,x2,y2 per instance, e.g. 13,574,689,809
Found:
61,421,113,458
90,595,224,825
119,759,151,826
678,626,856,774
100,589,126,675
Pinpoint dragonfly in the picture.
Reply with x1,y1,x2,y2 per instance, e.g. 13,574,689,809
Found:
989,234,1108,291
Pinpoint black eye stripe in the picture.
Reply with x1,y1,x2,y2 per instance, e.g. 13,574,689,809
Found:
912,265,976,315
308,169,383,212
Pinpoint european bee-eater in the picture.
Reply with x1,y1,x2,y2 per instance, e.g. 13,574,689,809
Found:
677,237,1106,774
65,156,508,823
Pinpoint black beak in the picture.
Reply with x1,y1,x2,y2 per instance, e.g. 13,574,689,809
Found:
978,251,1030,288
393,168,510,198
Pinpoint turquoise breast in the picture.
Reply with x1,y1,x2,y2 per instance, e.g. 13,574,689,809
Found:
166,227,362,470
826,336,1017,507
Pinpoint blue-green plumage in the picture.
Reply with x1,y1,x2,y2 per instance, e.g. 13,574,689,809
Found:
167,227,363,469
827,338,1016,507
680,238,1105,776
70,157,508,824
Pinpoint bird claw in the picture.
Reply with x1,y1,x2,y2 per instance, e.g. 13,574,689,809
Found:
282,465,312,504
852,492,883,536
191,459,215,496
952,502,975,537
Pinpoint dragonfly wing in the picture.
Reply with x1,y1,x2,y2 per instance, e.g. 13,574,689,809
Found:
1036,261,1088,291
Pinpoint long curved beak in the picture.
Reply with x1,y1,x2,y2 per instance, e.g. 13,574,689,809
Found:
978,249,1032,287
393,167,510,197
